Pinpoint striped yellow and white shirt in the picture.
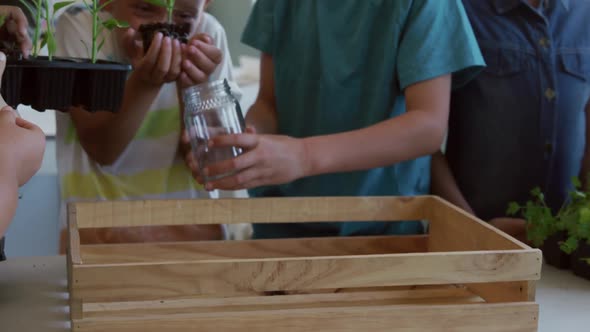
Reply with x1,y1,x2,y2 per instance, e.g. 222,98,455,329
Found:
55,7,241,228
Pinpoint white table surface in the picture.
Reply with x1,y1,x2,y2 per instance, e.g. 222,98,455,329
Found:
1,256,589,331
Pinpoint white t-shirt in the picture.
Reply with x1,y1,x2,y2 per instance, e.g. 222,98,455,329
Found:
54,6,241,228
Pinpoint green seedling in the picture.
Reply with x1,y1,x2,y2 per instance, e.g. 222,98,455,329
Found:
82,0,128,63
508,176,590,262
20,0,75,60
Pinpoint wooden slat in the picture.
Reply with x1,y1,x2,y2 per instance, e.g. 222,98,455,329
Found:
67,207,83,320
68,205,82,264
427,196,528,252
72,196,430,229
72,302,538,332
80,235,428,264
72,250,541,302
82,286,483,318
427,196,542,303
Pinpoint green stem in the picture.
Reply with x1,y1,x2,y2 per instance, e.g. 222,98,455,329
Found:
91,0,98,63
44,0,51,60
167,0,174,24
33,1,42,57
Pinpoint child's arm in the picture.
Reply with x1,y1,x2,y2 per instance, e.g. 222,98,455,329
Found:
245,53,278,135
0,158,19,237
198,55,452,190
0,109,45,237
65,32,182,165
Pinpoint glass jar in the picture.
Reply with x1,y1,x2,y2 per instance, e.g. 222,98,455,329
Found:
182,79,245,182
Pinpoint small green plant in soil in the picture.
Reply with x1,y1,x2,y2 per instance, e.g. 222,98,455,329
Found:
138,0,189,53
508,177,590,259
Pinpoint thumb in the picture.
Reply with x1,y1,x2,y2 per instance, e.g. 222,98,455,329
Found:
0,106,17,124
245,125,257,134
15,116,40,131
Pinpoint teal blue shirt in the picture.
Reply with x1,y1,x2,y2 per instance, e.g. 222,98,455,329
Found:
242,0,484,238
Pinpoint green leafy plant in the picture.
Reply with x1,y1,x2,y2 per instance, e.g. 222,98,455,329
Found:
20,0,75,60
82,0,128,63
144,0,175,23
508,176,590,257
0,14,6,29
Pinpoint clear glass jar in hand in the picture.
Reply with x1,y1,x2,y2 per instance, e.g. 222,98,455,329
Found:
183,79,245,183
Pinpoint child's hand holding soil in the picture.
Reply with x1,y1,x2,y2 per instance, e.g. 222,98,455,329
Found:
178,33,222,89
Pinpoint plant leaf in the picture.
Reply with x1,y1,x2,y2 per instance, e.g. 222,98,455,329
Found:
0,15,6,28
97,38,105,54
46,31,57,58
80,39,90,58
560,236,579,255
143,0,167,7
39,33,48,50
99,0,116,11
53,0,76,13
572,176,582,189
83,0,92,12
507,202,521,216
102,18,129,30
18,0,36,17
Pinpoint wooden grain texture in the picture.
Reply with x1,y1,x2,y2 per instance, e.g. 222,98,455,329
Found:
72,302,539,332
71,196,430,229
72,250,541,302
67,208,83,320
82,286,483,318
80,235,428,264
427,196,542,302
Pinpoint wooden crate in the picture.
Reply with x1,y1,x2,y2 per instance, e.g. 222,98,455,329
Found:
66,196,542,332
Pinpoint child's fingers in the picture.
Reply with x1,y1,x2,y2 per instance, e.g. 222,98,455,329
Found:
180,130,190,144
204,151,258,182
165,39,182,82
194,41,222,65
186,45,218,76
191,33,213,45
178,72,196,89
153,36,172,82
4,8,31,57
245,126,257,134
181,58,207,85
140,32,163,72
205,167,262,191
210,133,259,150
15,116,42,132
0,106,17,124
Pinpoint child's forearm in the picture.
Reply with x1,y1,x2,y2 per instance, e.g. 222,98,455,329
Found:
245,99,278,134
302,109,446,177
431,151,474,214
69,72,161,165
0,168,18,237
